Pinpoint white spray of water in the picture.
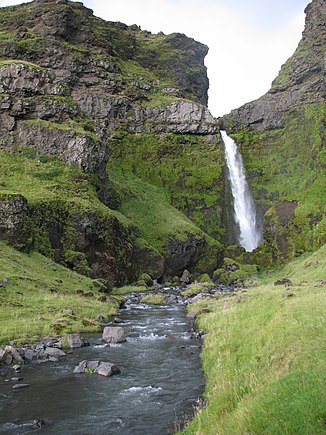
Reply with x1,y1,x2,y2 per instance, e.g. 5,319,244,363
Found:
221,130,262,252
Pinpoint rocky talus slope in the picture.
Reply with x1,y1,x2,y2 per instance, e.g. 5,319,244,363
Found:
221,0,325,263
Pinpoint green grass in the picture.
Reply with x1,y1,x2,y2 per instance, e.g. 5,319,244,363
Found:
110,167,207,253
0,241,118,346
111,284,149,295
0,149,111,214
109,132,225,239
0,58,46,70
140,292,164,305
182,245,326,434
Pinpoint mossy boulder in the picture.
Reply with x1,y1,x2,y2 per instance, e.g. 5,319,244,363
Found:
137,273,153,287
197,273,211,283
140,292,164,305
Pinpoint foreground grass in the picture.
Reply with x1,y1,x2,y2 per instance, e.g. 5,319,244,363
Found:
0,242,118,346
183,246,326,434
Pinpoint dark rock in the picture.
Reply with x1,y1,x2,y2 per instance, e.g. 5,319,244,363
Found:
96,314,105,322
180,269,192,285
12,364,22,372
24,350,35,361
33,419,46,429
102,326,126,343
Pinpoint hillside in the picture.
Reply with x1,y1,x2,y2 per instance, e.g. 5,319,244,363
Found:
0,0,224,284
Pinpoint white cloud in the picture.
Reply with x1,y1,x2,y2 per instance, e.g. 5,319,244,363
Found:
90,0,306,116
0,0,306,116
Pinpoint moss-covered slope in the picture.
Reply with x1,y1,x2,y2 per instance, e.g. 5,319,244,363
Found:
0,240,120,346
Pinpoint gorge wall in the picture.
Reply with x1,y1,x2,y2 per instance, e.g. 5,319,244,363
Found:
0,0,225,284
220,0,325,264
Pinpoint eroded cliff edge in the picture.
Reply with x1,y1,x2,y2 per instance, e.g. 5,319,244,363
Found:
0,0,224,284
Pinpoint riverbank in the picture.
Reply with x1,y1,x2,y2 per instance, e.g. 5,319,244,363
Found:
182,245,326,434
0,241,119,346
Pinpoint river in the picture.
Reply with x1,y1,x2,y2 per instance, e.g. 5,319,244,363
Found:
0,295,205,434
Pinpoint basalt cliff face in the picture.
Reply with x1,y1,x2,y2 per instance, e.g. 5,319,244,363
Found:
221,0,325,263
0,0,224,284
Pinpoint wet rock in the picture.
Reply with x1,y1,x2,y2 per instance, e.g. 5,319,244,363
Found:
65,333,85,349
73,360,120,376
73,360,88,374
33,419,46,429
12,364,22,372
102,326,126,343
112,317,123,324
96,362,121,377
4,346,24,364
12,383,30,389
44,347,66,358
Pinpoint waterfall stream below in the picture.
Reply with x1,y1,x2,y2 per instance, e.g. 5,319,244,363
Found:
0,295,204,435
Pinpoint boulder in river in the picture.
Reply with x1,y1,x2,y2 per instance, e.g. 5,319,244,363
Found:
44,347,66,358
73,360,120,377
65,333,85,349
97,362,121,377
102,326,126,343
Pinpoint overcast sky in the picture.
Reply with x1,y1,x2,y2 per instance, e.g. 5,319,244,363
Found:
0,0,309,116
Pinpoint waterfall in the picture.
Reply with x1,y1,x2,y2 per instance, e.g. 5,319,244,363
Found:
221,130,262,252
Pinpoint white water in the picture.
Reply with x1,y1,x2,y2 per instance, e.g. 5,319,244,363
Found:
221,130,262,252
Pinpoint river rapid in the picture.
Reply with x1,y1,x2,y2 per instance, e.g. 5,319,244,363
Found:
0,294,205,434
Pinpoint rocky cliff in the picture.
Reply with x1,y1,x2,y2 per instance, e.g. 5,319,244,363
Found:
220,0,325,263
0,0,224,283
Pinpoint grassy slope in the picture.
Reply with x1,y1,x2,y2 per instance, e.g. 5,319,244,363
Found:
109,132,225,241
110,167,216,253
0,241,118,346
183,245,326,434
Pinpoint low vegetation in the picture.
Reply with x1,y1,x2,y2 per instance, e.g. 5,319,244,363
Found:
0,241,118,346
182,245,326,434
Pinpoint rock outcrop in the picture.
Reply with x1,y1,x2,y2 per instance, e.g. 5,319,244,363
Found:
220,0,325,132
